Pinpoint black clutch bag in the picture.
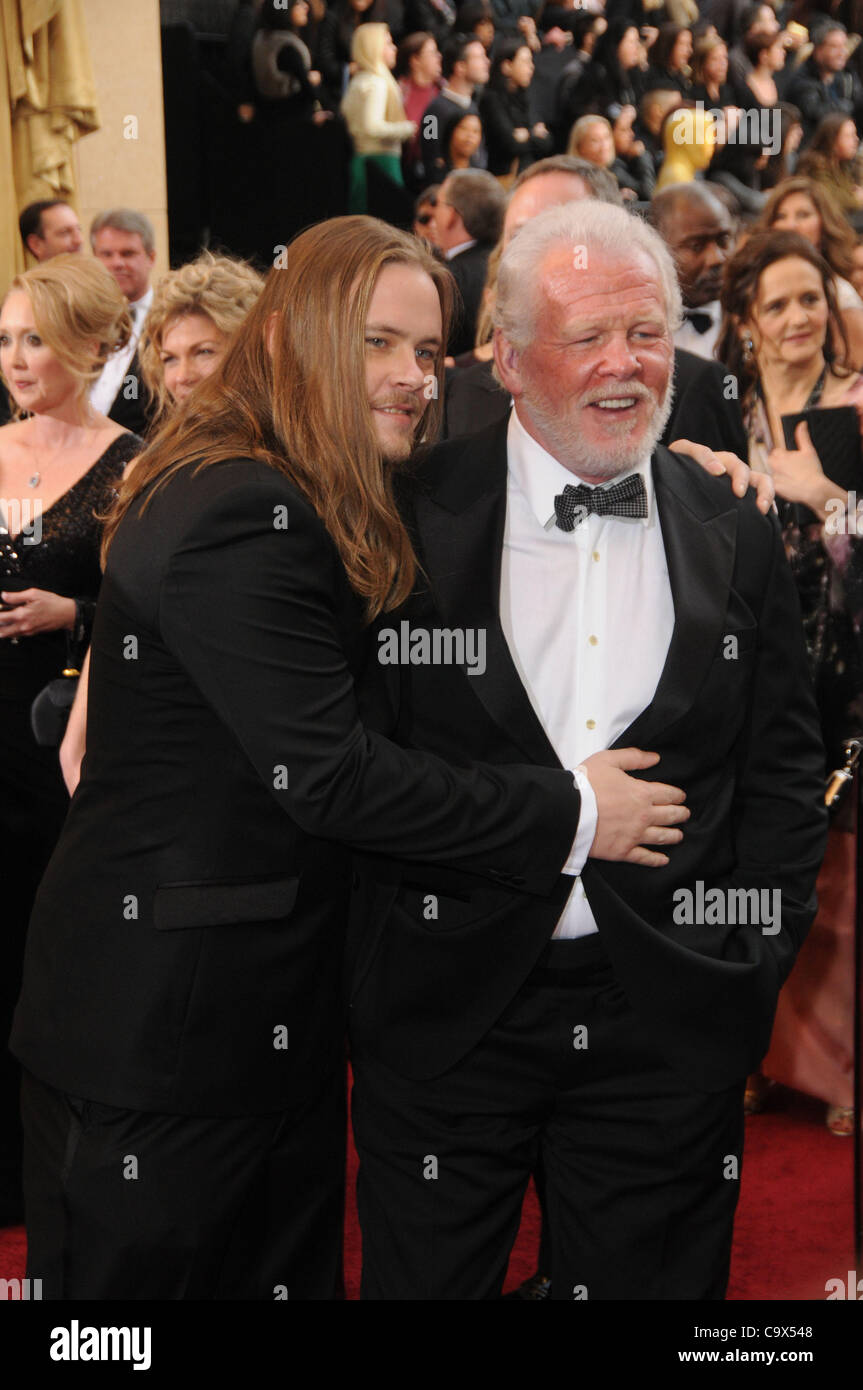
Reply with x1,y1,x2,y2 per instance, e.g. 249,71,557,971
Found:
780,405,862,525
30,664,80,748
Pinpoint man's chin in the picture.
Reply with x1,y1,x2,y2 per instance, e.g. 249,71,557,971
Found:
377,436,415,465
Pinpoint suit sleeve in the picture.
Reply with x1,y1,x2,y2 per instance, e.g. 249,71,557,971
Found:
158,472,581,895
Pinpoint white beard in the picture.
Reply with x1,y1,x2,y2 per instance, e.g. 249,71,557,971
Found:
521,378,676,480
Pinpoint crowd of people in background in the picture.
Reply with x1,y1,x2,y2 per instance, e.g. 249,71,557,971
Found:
1,0,862,1266
221,0,863,216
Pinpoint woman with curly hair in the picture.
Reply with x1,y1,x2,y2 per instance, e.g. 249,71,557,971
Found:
139,252,265,426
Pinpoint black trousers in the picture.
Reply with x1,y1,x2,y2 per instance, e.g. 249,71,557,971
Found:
21,1066,346,1299
352,937,745,1301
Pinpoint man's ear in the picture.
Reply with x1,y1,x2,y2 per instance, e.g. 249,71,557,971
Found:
25,234,41,259
493,328,523,396
265,311,281,357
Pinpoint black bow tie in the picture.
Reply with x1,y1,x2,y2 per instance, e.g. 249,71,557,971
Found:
683,308,713,335
553,474,648,531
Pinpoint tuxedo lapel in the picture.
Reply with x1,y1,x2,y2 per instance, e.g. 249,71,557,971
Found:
412,421,561,768
613,448,739,750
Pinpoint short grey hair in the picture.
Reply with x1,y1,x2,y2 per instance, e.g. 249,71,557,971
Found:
90,207,155,254
494,201,683,352
512,155,623,206
443,169,506,246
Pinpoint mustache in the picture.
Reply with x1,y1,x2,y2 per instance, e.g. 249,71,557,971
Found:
580,383,658,406
370,395,423,414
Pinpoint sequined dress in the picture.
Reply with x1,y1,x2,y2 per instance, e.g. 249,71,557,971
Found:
743,396,863,1111
0,431,142,1221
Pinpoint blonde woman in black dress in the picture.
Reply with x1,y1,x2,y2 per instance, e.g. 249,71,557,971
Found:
0,255,143,1225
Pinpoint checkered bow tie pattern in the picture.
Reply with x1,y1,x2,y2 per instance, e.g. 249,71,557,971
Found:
553,474,648,532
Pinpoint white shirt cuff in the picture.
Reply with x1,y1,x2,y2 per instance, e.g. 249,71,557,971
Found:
563,765,598,875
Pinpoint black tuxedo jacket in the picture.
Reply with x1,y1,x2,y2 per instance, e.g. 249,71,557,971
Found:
447,244,492,359
107,350,157,438
10,458,580,1116
350,419,828,1090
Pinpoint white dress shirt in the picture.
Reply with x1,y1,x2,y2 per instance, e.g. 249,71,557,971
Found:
673,298,720,362
90,285,153,416
501,409,676,938
445,239,478,261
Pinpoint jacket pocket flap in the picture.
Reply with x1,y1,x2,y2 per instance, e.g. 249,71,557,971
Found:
153,877,299,930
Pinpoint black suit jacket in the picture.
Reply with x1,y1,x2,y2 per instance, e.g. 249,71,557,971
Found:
350,419,828,1089
106,349,157,437
447,243,492,358
443,349,748,457
10,458,580,1116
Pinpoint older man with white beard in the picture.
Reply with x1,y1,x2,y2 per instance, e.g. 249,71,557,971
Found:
349,200,827,1301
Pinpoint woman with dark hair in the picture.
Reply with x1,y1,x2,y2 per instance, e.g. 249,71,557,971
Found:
742,28,787,110
397,31,442,182
453,0,496,51
705,29,783,212
712,229,863,1138
797,112,863,217
760,176,863,364
566,18,647,122
644,22,693,95
438,109,485,174
479,39,553,178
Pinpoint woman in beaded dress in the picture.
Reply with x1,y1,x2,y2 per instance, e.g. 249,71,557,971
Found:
715,229,863,1136
0,256,143,1224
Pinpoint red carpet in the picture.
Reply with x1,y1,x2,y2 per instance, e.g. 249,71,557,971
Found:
1,1085,852,1299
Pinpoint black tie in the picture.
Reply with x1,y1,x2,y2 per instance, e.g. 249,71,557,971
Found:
683,308,713,335
554,474,648,532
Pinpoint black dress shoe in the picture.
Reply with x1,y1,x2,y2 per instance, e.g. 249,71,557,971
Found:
503,1273,552,1300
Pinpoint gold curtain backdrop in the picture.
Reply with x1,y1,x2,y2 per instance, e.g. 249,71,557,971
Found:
1,0,99,288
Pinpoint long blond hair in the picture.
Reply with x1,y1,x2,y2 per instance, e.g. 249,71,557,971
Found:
102,217,453,620
351,23,406,124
